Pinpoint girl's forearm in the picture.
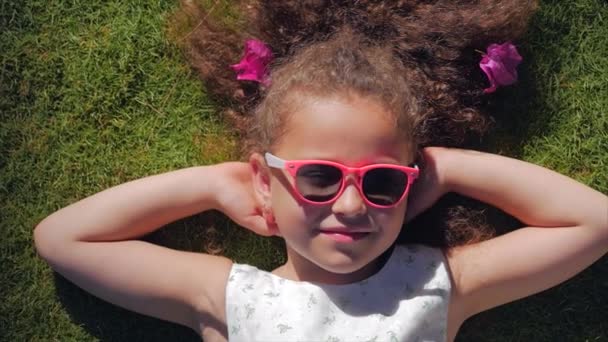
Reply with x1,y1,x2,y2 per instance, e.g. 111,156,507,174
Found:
439,148,608,232
35,165,220,243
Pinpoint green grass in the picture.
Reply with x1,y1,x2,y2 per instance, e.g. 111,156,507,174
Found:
1,0,606,341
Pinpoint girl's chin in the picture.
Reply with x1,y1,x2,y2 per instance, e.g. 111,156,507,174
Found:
311,251,381,279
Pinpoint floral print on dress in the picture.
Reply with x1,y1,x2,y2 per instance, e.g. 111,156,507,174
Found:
230,324,240,336
307,293,318,309
244,303,255,319
264,291,280,298
241,283,254,293
322,315,336,325
277,323,293,333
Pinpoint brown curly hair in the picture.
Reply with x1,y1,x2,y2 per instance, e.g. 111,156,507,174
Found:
172,0,538,248
249,29,419,159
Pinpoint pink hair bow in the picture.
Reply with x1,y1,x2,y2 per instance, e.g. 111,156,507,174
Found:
480,42,522,94
231,39,273,87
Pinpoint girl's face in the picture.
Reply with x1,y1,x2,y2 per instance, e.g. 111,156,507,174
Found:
254,93,413,284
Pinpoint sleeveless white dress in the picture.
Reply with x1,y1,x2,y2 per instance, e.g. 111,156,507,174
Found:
225,244,451,342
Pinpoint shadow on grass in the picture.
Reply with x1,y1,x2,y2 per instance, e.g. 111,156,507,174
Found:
457,257,608,342
54,274,200,341
53,211,286,341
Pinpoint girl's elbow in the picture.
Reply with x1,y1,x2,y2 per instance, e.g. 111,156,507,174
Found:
33,223,54,262
33,221,70,264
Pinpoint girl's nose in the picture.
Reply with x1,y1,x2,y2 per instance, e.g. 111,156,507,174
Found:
332,182,367,217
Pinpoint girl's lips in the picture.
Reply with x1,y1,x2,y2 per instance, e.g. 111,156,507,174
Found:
319,230,370,243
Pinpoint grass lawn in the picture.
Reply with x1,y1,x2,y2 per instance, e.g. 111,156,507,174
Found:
1,0,606,341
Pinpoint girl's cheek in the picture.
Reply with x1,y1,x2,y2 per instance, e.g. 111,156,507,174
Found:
373,208,407,230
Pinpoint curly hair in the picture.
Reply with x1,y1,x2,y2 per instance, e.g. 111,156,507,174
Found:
172,0,538,248
249,30,419,158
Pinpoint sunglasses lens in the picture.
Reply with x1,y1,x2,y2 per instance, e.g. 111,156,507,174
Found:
362,168,408,206
295,164,342,202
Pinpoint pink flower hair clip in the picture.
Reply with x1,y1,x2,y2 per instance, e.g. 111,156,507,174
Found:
231,39,273,87
479,42,522,94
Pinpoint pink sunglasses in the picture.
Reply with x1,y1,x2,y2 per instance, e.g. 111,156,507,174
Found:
265,153,419,208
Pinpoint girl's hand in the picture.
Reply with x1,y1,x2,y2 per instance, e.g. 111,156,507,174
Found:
405,147,449,223
212,162,274,236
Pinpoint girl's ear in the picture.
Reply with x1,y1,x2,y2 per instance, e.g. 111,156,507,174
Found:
249,152,272,205
250,153,282,237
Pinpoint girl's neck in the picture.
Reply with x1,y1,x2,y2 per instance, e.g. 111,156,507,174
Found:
272,246,394,285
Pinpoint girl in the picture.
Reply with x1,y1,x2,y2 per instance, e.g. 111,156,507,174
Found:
34,1,607,341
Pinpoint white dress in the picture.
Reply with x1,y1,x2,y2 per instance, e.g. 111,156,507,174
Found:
225,244,452,342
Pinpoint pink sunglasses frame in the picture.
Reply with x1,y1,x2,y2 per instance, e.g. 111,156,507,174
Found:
264,152,419,208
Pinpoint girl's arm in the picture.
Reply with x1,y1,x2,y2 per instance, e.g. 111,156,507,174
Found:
33,163,263,337
430,148,608,323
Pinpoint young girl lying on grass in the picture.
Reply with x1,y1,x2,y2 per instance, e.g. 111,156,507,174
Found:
34,1,608,341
